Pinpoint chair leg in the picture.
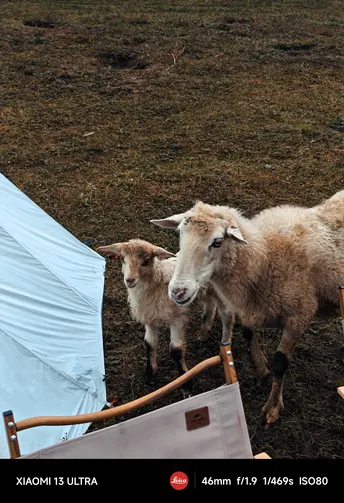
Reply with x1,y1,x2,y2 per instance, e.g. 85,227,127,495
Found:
2,410,21,458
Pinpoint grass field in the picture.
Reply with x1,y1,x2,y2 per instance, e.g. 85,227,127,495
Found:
1,0,344,458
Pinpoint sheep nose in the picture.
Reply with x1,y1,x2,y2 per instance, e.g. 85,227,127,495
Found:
172,287,187,301
126,278,136,288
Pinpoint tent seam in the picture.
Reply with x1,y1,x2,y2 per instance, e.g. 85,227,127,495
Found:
0,174,104,263
0,326,101,399
0,218,103,313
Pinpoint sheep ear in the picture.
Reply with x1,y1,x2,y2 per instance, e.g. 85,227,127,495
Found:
226,226,247,244
152,246,176,260
150,212,186,229
96,243,124,256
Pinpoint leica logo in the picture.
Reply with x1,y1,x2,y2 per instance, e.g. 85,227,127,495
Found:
171,476,187,484
170,472,189,490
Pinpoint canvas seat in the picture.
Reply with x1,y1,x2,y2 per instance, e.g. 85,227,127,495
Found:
3,343,270,460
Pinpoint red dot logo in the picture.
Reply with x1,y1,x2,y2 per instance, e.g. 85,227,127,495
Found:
170,471,189,490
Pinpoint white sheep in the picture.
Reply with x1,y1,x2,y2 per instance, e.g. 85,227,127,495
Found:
151,190,344,425
97,238,234,397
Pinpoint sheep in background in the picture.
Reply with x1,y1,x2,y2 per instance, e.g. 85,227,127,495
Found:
97,239,234,397
151,190,344,425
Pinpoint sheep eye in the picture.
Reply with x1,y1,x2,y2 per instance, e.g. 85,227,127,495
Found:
210,238,224,249
141,256,151,266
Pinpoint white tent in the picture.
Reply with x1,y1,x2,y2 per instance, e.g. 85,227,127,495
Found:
0,173,107,458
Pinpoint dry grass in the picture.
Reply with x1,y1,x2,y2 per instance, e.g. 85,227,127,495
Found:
1,0,344,458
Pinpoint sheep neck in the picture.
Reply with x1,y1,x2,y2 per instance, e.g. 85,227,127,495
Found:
126,263,171,325
127,267,161,301
211,222,267,318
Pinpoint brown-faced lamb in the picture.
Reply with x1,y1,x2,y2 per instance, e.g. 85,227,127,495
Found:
151,190,344,425
97,238,234,397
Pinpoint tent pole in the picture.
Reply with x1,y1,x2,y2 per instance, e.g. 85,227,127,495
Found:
3,410,21,459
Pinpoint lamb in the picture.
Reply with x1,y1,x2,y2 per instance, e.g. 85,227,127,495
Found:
150,190,344,426
97,238,234,397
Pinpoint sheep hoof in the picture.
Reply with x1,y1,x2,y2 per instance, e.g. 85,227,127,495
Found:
261,402,283,428
144,368,157,386
254,370,270,387
144,377,155,386
262,416,280,430
181,379,193,398
181,388,193,399
198,332,210,342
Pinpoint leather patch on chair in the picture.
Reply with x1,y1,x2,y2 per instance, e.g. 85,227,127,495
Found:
185,406,210,431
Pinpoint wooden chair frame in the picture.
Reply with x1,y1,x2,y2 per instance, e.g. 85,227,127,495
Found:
2,341,270,459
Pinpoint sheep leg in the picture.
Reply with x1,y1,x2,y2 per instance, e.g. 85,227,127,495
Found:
170,322,192,398
242,325,270,385
198,297,217,341
262,328,302,427
217,299,235,344
144,325,158,386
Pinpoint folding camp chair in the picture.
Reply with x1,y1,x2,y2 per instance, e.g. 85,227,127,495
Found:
3,342,270,459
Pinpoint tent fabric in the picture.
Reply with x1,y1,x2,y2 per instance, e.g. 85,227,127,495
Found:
21,382,253,459
0,173,106,458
